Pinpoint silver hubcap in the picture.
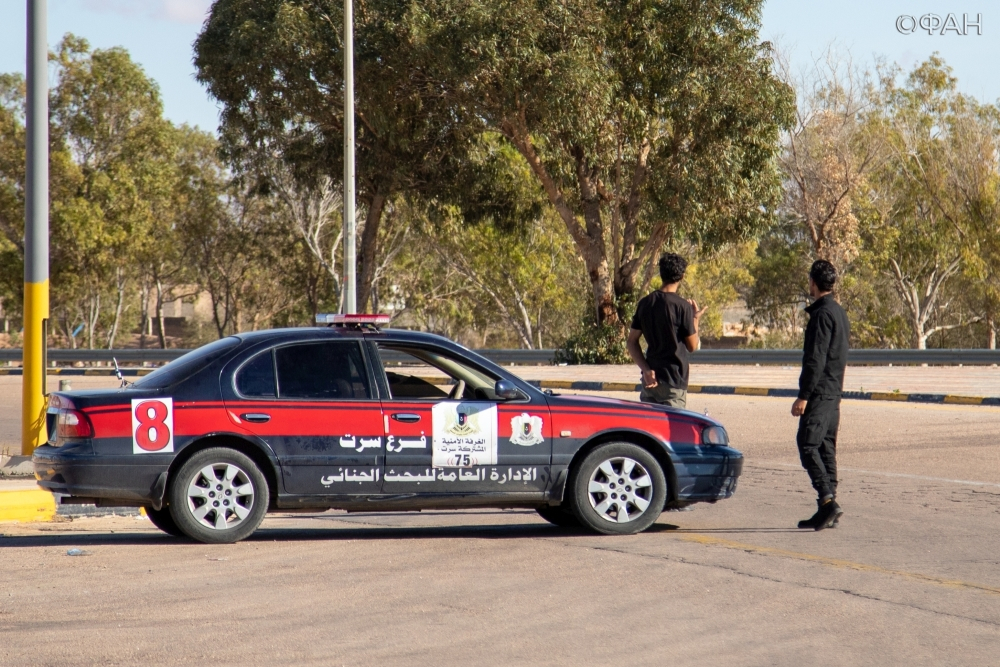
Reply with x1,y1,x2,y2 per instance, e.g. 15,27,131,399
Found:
186,463,255,531
587,456,653,524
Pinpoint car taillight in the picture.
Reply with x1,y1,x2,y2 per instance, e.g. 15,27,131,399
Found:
57,409,94,439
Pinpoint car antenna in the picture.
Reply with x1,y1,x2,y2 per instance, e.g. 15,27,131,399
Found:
113,357,130,388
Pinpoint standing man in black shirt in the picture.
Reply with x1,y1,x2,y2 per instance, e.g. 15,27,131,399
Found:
627,253,706,409
793,260,850,531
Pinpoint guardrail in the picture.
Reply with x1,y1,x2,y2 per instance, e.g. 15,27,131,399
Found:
1,347,1000,365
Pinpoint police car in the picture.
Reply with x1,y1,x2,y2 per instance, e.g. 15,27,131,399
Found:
33,315,742,543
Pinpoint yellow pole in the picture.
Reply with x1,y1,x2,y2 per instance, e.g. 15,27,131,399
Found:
22,282,48,453
22,0,49,455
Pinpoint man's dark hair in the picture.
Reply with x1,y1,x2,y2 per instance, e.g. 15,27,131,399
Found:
810,260,837,292
659,253,688,285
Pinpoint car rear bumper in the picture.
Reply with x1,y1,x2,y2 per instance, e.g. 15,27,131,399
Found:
33,445,167,503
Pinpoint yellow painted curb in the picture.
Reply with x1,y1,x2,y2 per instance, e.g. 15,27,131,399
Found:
870,392,909,401
603,382,639,392
0,488,57,523
734,386,769,396
943,395,984,405
543,380,576,389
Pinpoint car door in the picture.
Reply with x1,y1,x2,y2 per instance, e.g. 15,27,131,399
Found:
372,342,551,495
225,338,384,495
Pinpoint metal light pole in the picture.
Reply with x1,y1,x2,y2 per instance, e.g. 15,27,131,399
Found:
343,0,357,314
22,0,49,454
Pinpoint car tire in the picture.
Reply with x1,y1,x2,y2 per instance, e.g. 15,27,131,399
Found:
145,505,185,537
569,442,666,535
536,505,581,528
168,447,269,544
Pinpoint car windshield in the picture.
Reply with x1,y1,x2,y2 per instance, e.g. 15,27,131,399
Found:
132,337,241,389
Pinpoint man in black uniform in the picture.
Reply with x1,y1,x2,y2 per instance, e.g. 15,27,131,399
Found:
627,253,707,409
792,260,850,531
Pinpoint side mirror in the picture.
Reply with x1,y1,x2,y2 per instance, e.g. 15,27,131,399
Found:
495,380,519,400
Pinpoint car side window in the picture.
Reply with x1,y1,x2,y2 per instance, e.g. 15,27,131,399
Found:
275,341,372,400
377,345,499,400
235,350,276,398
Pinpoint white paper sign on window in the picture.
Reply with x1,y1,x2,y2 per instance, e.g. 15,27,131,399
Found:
432,401,498,467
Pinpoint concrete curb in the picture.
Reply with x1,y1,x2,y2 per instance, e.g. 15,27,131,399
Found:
527,380,1000,406
0,484,142,524
0,486,56,523
0,455,35,476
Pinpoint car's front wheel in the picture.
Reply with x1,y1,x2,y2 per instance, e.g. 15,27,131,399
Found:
569,442,666,535
168,448,269,544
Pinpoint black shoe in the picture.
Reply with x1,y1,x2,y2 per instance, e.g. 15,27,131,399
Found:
797,508,823,529
813,500,843,532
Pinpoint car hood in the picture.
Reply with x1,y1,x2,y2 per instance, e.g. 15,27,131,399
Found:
544,393,723,428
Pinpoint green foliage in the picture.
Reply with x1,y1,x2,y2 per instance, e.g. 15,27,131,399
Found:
393,0,793,323
386,196,588,348
555,321,630,365
194,0,481,310
673,242,757,339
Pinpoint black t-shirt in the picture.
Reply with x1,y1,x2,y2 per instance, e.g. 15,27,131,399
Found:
630,290,695,390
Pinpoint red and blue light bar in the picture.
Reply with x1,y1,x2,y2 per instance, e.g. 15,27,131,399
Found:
316,313,392,326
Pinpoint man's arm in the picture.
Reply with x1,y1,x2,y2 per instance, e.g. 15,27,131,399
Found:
627,328,657,388
798,312,834,400
683,300,707,352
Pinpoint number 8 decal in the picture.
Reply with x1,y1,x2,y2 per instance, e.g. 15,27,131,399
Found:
131,398,174,454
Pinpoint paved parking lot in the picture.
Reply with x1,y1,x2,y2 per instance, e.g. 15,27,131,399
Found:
3,391,1000,665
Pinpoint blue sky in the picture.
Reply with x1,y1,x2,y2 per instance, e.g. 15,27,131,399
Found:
0,0,997,133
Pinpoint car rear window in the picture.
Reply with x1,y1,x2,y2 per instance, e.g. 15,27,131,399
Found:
275,341,371,400
133,337,241,389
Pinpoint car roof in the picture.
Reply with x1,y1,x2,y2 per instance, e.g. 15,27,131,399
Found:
231,326,469,350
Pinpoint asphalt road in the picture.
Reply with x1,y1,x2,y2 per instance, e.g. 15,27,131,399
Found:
3,393,1000,665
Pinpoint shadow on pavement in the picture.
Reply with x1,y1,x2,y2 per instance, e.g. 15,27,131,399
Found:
0,522,594,547
0,517,798,547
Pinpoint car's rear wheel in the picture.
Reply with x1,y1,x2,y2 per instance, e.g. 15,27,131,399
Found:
145,505,184,537
536,505,581,528
569,442,666,535
168,448,269,544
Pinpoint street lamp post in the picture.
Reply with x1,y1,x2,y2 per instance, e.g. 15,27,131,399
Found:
22,0,49,455
343,0,357,314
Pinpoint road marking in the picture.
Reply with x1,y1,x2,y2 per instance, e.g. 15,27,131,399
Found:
673,533,1000,596
755,461,1000,489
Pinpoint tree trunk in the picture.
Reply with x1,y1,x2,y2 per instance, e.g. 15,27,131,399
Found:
989,319,996,350
357,190,388,313
87,293,100,350
503,120,617,326
139,278,150,349
106,267,126,349
155,278,167,349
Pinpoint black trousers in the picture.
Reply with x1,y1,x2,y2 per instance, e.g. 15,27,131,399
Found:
796,396,840,500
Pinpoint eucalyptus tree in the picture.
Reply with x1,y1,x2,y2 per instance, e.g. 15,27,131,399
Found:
864,57,986,349
415,0,793,326
50,36,176,348
194,0,478,311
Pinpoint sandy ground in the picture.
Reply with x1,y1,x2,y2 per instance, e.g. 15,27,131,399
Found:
3,392,1000,666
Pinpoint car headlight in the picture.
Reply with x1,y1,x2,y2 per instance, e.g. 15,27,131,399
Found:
702,425,728,446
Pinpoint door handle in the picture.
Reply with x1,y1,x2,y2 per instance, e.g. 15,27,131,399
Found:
391,413,421,423
241,413,271,423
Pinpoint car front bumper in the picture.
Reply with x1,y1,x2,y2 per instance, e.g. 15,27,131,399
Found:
671,445,743,501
